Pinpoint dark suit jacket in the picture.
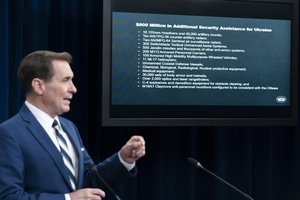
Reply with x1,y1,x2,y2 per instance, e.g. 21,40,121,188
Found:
0,104,136,200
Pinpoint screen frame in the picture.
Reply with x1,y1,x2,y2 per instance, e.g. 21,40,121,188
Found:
102,0,298,126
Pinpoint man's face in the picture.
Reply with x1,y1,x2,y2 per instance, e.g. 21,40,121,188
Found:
41,60,77,117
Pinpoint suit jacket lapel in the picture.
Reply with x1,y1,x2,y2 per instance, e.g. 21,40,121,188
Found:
59,119,81,159
59,117,88,187
59,118,82,186
19,104,74,190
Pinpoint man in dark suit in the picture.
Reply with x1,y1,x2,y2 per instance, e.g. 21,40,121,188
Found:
0,50,146,200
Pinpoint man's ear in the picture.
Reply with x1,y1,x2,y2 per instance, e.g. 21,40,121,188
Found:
31,78,45,95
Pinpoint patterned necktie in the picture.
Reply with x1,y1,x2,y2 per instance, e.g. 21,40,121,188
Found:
52,119,76,191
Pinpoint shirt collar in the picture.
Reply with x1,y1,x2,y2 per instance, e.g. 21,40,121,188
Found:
25,101,59,129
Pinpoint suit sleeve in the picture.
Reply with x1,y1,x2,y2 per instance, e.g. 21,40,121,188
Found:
84,152,138,188
0,126,65,200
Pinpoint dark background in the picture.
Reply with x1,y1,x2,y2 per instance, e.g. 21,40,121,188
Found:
1,0,300,199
